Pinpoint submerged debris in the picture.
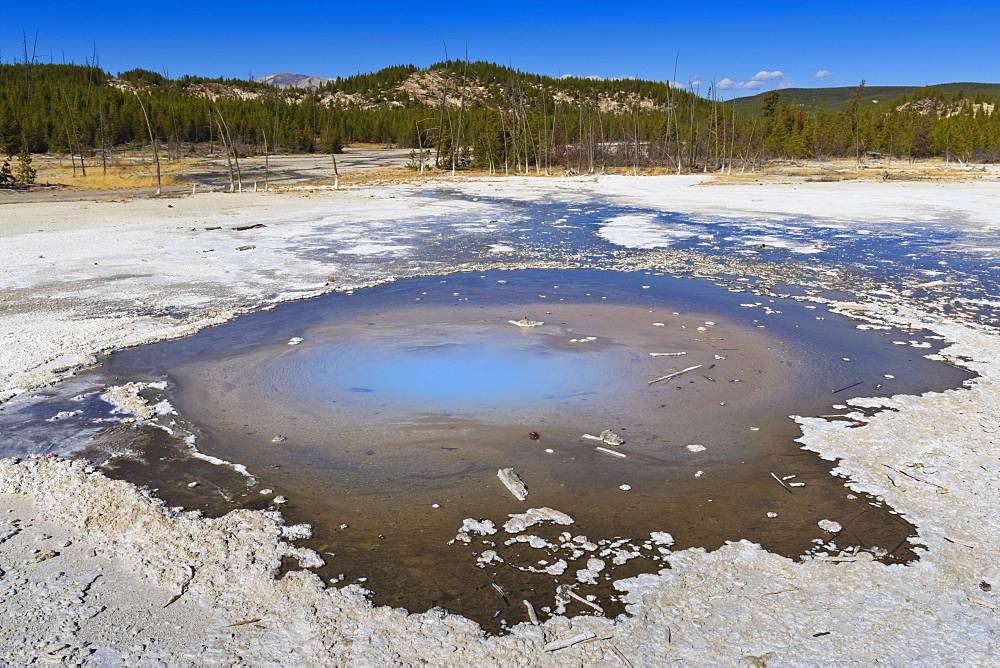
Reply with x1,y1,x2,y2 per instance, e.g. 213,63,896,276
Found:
648,364,704,385
452,518,498,544
582,429,624,446
503,508,575,534
509,316,544,328
497,468,529,501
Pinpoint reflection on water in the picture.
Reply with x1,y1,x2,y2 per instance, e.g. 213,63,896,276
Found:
334,340,606,409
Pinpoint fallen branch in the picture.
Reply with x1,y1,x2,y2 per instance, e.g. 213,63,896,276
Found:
595,446,626,458
832,381,863,394
770,472,793,494
882,464,946,492
544,631,597,652
648,365,703,385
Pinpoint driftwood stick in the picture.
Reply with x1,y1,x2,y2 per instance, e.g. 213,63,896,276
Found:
648,364,703,385
770,471,793,494
832,381,863,394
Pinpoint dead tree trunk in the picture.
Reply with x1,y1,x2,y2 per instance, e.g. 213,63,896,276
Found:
133,91,161,195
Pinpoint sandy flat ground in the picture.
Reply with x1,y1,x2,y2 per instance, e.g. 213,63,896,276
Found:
1,172,999,663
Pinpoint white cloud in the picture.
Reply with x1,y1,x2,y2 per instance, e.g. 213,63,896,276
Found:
814,70,834,79
751,70,786,81
777,81,795,89
717,78,764,91
668,79,702,89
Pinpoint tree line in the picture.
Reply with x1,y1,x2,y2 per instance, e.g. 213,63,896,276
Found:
2,60,1000,177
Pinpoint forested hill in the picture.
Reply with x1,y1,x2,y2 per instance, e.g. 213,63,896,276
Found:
734,82,1000,115
2,60,1000,173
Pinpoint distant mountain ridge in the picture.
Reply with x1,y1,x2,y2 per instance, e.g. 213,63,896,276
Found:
255,72,331,90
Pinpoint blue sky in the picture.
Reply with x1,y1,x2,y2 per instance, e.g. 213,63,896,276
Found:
3,1,997,97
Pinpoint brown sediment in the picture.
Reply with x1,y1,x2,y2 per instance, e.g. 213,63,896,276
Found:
91,292,941,631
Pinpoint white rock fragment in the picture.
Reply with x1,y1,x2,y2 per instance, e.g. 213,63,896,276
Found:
611,549,641,565
583,428,624,445
818,519,843,533
686,444,707,452
503,508,574,534
476,550,504,567
650,531,675,546
497,468,529,501
575,558,606,584
767,512,779,518
619,484,632,491
46,411,79,422
281,523,313,540
545,560,568,575
454,518,497,544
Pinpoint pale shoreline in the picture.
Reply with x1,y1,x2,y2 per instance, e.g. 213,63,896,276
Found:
2,174,999,662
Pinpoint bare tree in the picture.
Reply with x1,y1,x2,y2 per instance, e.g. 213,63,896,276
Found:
133,91,161,195
215,105,242,192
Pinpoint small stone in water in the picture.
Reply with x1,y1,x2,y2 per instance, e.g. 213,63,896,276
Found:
619,484,631,491
260,489,273,495
599,429,624,446
686,444,706,453
767,512,778,518
187,481,198,488
529,432,540,440
273,496,287,504
271,435,287,443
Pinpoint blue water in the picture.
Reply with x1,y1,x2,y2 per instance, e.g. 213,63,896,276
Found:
297,188,1000,326
328,341,604,409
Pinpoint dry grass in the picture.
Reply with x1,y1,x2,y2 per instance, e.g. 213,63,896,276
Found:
21,152,998,194
707,158,999,185
34,156,196,190
344,142,400,150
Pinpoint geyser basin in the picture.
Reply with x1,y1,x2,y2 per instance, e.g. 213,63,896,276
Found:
22,269,970,632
